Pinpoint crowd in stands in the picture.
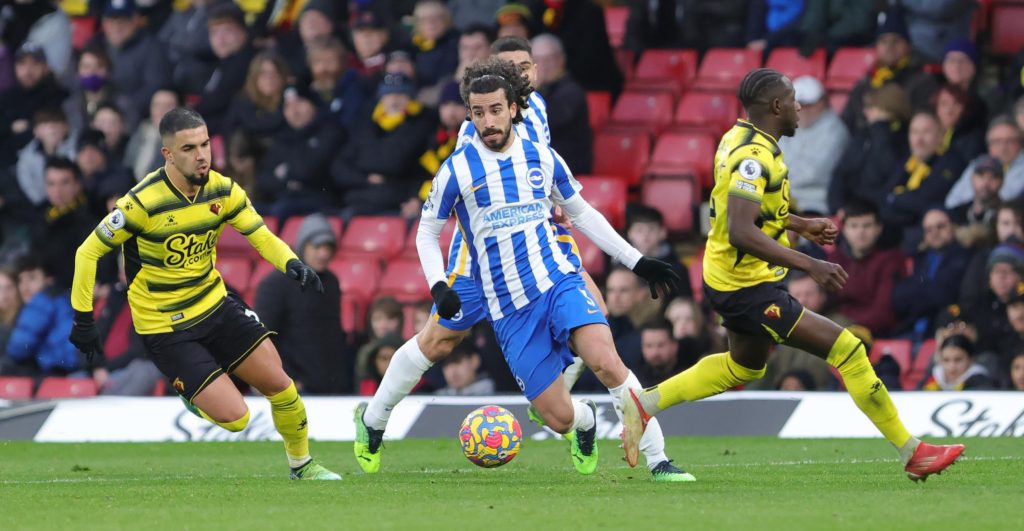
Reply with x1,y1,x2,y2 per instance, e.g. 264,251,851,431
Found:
1,0,1023,400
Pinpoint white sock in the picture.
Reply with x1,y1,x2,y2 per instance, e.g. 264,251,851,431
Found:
364,334,434,431
569,399,595,433
609,371,669,470
563,357,586,389
289,455,312,469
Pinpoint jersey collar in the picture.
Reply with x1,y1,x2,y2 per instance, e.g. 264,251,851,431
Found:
161,168,205,205
735,119,782,156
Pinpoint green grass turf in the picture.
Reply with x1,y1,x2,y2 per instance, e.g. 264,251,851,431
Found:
0,437,1020,530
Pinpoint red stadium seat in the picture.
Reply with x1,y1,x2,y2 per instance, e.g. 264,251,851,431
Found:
605,6,628,49
609,91,675,135
905,339,937,390
35,378,98,399
569,229,607,277
377,259,431,303
341,294,366,336
828,91,849,114
825,47,875,91
0,377,33,400
586,91,612,131
765,48,826,81
991,4,1024,54
576,175,627,230
329,255,382,302
630,49,699,95
218,256,253,295
403,219,458,261
592,129,651,187
673,90,740,136
70,16,97,50
615,49,636,81
870,339,913,387
693,48,762,91
248,261,277,303
279,215,344,247
646,132,716,190
339,216,408,260
641,179,696,234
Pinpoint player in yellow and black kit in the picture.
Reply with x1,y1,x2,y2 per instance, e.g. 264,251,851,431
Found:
622,69,966,482
69,108,340,480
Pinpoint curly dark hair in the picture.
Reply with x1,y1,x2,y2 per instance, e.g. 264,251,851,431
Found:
460,57,533,124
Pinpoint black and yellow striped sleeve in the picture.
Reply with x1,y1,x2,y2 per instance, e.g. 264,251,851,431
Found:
72,195,149,313
223,181,297,272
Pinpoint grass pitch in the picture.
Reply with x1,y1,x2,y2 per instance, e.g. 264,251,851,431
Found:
0,436,1020,530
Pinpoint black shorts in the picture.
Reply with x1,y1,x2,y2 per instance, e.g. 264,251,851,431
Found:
142,294,275,402
704,281,805,344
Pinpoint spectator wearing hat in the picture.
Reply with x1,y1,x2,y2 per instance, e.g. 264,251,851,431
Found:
0,0,72,89
0,44,67,166
331,72,433,218
158,0,216,98
410,1,460,89
532,33,592,173
840,8,936,132
255,84,344,222
307,36,367,129
881,111,966,243
92,0,170,129
255,213,350,394
900,0,975,64
276,0,340,85
417,80,465,202
946,117,1024,209
778,75,848,214
939,39,989,119
191,3,255,137
948,155,1004,229
892,208,971,340
960,239,1024,353
829,83,911,214
495,3,534,40
124,88,179,182
351,10,393,81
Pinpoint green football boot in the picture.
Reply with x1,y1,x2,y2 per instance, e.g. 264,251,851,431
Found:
290,460,342,480
650,460,697,482
353,402,384,473
569,399,599,475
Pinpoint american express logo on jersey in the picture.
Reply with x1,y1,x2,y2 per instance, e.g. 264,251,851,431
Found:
482,201,547,230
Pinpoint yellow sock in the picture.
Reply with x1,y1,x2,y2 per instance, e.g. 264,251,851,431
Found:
197,407,250,432
639,352,765,413
828,329,914,450
266,381,311,467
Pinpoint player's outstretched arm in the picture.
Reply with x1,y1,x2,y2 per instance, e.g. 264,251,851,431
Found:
560,194,681,298
785,213,838,247
70,232,115,366
728,196,847,292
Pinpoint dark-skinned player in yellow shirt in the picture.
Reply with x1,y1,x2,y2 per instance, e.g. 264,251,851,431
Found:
69,108,340,480
621,69,964,482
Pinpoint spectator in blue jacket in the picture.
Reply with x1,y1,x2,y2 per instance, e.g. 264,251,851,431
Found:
1,254,80,376
892,208,972,341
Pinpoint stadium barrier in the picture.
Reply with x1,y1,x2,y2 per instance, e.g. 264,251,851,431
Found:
1,392,1021,442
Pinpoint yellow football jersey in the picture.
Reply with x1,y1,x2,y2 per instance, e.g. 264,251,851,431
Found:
703,120,792,291
72,168,297,334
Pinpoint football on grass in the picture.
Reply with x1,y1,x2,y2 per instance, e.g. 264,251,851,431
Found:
460,405,522,467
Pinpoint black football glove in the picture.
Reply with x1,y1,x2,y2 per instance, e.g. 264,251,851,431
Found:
69,310,104,366
631,256,682,299
430,281,461,320
286,259,324,293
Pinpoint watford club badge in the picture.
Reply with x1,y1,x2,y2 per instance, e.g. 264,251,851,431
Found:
764,304,782,320
173,377,185,393
209,202,222,215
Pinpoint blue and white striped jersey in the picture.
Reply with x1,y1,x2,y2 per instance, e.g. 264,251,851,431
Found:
449,90,557,276
423,134,582,320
